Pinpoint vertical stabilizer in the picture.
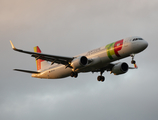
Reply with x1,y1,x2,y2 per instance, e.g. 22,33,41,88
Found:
34,46,50,71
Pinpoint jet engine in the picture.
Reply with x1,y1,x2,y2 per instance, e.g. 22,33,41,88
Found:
111,62,129,75
71,56,88,70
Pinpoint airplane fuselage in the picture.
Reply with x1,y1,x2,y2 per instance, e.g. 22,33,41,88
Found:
31,36,148,79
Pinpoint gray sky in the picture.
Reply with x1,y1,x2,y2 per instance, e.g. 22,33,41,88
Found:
0,0,158,120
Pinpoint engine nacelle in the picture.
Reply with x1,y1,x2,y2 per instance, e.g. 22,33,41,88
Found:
71,56,88,70
111,62,129,75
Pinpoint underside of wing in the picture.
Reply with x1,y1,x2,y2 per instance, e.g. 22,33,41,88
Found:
91,63,114,72
92,62,136,76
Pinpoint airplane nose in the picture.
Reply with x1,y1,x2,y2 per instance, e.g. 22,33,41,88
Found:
143,40,148,49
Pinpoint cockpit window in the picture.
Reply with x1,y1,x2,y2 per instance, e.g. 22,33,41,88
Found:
138,38,143,40
133,38,143,41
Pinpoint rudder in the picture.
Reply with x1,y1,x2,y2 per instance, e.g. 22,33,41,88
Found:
34,46,50,71
34,46,44,70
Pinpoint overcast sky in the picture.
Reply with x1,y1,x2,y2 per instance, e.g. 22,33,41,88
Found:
0,0,158,120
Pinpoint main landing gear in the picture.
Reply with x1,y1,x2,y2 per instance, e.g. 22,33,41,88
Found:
97,70,105,82
70,72,78,78
70,71,105,82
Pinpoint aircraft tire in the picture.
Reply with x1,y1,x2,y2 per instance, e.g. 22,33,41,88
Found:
97,76,101,81
70,72,74,77
70,72,78,78
101,76,105,82
97,76,105,82
131,60,136,64
74,72,78,78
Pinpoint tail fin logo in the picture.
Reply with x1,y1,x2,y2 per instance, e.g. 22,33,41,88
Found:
34,46,44,70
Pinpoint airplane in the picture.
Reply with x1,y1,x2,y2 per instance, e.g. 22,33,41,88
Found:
10,36,148,82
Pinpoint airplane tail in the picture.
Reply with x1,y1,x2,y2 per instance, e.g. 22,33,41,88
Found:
34,46,50,71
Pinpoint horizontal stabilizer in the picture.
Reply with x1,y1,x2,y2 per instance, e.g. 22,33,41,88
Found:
14,69,40,74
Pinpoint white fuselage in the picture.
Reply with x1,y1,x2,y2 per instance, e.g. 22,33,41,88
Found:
32,37,148,79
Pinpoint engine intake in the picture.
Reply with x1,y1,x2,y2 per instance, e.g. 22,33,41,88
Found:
111,62,129,75
71,56,88,70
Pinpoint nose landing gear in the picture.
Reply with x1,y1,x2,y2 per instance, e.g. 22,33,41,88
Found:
130,54,138,68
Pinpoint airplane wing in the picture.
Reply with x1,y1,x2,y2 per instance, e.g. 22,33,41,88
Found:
91,63,137,73
91,63,114,72
10,41,74,65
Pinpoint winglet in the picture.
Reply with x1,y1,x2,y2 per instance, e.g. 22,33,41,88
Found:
10,40,16,49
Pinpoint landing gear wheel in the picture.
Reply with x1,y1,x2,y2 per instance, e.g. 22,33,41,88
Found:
97,76,105,82
131,60,136,64
70,72,75,77
130,54,136,64
101,76,105,82
97,76,102,81
70,72,78,78
74,72,78,78
97,70,105,82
